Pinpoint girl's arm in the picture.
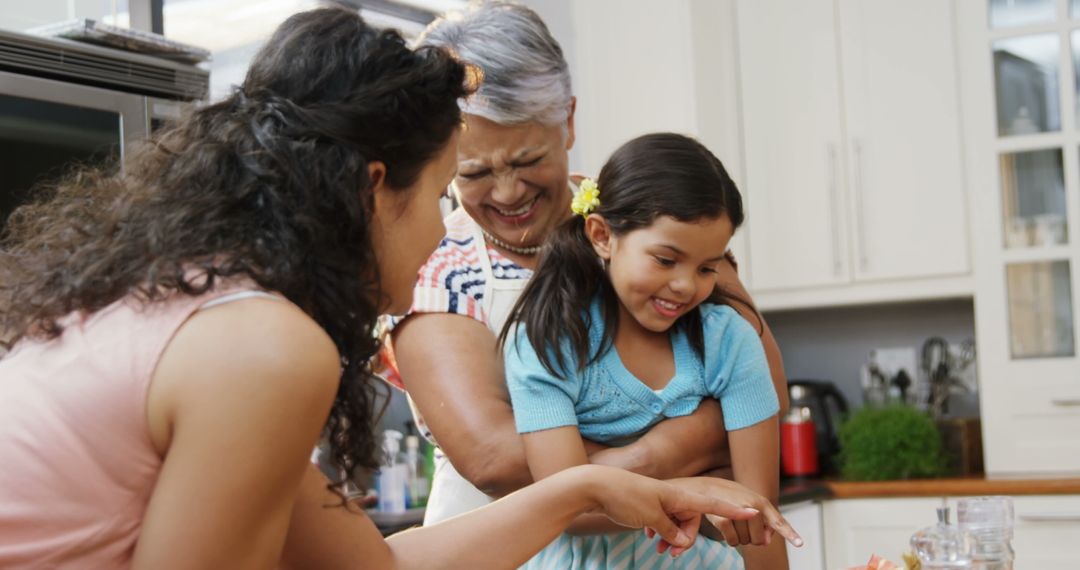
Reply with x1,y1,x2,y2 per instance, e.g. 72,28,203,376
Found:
587,398,730,479
521,425,591,480
282,462,761,570
392,314,729,496
521,426,638,535
691,306,792,568
728,418,790,569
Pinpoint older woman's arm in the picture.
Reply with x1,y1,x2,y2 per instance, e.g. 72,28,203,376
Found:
392,313,529,496
716,257,790,415
391,313,727,497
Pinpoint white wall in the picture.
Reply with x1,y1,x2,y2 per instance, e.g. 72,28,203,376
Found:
0,0,130,31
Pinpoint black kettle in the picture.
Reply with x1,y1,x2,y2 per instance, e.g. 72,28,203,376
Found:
787,379,849,476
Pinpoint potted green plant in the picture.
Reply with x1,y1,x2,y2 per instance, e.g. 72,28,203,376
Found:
838,404,948,481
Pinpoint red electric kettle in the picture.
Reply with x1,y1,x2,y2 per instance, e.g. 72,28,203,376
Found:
785,379,849,476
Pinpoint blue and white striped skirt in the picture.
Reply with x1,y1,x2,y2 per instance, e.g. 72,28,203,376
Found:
520,531,744,569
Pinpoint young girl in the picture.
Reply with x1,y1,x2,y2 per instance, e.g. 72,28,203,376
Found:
502,133,792,569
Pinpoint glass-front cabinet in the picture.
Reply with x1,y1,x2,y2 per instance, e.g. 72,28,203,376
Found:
959,0,1080,475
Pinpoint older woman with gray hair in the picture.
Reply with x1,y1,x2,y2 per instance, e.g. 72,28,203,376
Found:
272,3,795,569
389,0,790,537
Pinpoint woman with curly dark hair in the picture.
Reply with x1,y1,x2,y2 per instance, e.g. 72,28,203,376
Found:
0,7,776,569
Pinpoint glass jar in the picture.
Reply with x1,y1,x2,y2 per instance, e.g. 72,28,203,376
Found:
910,507,975,569
957,496,1015,570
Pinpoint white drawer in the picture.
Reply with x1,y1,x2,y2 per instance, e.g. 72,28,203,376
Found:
984,411,1080,473
1012,496,1080,566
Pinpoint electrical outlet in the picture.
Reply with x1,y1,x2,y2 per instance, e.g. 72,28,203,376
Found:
867,346,922,407
870,346,919,380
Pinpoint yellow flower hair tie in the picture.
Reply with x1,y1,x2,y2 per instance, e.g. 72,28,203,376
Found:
571,178,600,217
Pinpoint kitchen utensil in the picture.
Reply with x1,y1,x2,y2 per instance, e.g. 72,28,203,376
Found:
788,379,849,475
892,369,913,403
921,337,976,418
863,358,890,406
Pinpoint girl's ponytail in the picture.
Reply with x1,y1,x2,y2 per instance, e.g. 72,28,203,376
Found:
498,214,613,377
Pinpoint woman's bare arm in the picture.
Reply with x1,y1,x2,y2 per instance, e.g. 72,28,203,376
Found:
281,462,763,570
716,259,789,414
392,313,530,496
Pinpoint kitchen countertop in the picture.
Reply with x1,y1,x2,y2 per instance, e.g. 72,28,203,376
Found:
371,507,425,536
827,475,1080,499
779,478,832,505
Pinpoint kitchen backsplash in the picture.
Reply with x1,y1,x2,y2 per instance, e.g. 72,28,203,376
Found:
380,298,981,442
766,298,979,416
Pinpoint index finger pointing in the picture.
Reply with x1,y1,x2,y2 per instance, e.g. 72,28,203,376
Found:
764,509,803,547
675,490,758,522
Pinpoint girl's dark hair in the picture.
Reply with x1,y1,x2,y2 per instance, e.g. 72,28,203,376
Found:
0,8,473,498
500,133,753,377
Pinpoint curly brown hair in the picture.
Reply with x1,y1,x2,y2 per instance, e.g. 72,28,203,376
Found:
0,7,473,495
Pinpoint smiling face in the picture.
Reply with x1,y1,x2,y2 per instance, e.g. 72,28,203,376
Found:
370,130,459,315
588,214,735,335
453,114,575,252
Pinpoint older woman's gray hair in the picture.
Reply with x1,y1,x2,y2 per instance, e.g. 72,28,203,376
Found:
419,0,573,128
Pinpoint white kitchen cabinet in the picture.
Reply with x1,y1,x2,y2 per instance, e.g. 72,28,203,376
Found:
1012,495,1080,566
736,0,849,293
823,495,1080,568
736,0,972,310
780,500,825,570
955,1,1080,475
566,0,753,266
823,497,940,569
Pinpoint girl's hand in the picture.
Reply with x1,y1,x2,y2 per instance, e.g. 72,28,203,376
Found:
705,514,760,547
576,466,760,554
644,511,702,558
665,476,803,548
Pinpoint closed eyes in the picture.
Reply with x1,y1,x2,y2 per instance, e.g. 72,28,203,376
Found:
653,256,676,267
458,156,544,180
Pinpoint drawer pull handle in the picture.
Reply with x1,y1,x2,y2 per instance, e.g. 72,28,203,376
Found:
826,143,842,277
1051,399,1080,407
852,139,868,273
1019,513,1080,522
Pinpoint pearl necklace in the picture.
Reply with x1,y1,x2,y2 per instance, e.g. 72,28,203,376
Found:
481,229,542,256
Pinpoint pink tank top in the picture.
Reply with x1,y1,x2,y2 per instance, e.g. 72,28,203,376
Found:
0,286,283,568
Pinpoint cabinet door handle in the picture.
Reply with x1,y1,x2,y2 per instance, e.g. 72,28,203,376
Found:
1019,513,1080,522
1051,398,1080,407
852,139,868,273
827,143,842,277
